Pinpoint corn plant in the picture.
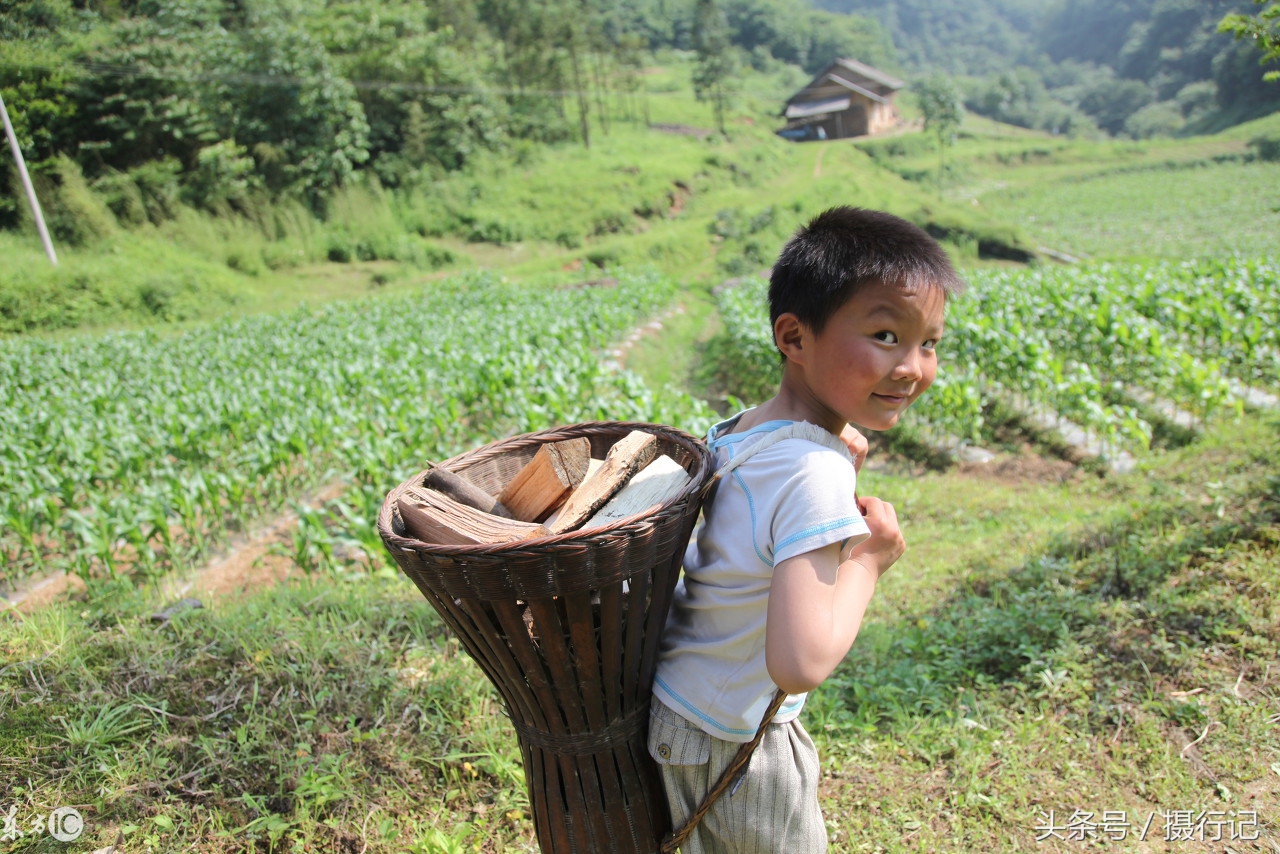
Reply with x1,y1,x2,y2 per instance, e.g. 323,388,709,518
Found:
0,269,715,586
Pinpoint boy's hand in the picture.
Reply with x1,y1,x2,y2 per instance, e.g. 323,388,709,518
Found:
845,496,904,579
839,424,868,472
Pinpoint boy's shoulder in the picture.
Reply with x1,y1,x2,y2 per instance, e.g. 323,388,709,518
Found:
710,417,852,460
704,418,869,566
709,418,854,482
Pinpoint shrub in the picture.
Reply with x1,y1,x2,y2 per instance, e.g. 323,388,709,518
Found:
589,211,630,236
1123,101,1184,139
466,218,524,245
555,230,582,249
94,170,149,227
1248,134,1280,162
184,141,259,213
43,155,117,246
585,248,619,269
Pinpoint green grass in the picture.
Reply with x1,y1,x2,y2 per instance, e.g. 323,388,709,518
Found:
2,412,1274,854
0,578,537,854
621,279,723,404
978,158,1280,261
852,114,1280,262
807,411,1280,851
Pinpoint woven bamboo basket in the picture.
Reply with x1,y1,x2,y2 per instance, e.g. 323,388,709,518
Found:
377,422,715,854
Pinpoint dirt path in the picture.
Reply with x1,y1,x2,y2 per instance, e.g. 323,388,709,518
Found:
162,479,348,601
3,480,348,616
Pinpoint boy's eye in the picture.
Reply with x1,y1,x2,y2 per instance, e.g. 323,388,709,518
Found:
873,331,898,344
923,339,938,351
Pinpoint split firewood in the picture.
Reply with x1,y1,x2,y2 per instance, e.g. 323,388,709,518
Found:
541,430,659,535
423,464,514,519
497,437,592,522
581,454,691,530
540,457,604,529
398,485,543,546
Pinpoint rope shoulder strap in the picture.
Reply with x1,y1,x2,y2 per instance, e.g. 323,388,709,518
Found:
660,420,851,853
711,419,852,481
658,688,788,853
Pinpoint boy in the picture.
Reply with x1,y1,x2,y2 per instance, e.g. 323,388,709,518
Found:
650,206,965,853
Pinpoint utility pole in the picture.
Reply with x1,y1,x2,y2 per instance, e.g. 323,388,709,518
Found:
1,92,58,266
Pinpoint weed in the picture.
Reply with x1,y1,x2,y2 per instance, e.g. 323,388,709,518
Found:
56,704,154,755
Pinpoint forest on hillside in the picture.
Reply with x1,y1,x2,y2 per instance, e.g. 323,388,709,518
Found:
819,0,1280,136
1,0,1277,238
0,0,894,232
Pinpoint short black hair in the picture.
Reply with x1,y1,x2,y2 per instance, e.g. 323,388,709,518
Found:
768,206,965,339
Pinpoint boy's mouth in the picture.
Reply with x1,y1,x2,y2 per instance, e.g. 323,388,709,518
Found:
873,390,911,405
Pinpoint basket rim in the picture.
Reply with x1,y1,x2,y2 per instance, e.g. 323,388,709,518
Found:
377,420,713,558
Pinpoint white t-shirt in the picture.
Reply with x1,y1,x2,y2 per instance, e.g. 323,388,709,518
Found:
652,416,871,742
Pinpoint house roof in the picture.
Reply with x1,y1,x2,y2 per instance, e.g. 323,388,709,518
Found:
831,58,905,91
784,58,905,110
823,75,890,105
785,96,852,119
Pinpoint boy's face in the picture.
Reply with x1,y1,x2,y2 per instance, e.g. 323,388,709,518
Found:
794,279,946,432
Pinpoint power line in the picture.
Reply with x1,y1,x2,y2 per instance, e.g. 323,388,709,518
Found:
0,57,796,100
0,57,625,98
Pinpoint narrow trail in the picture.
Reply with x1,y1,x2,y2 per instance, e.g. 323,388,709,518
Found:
161,479,350,602
3,480,348,616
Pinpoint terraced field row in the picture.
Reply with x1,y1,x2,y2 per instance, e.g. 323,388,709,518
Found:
0,271,714,588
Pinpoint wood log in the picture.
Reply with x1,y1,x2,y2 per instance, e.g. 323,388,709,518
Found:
398,486,543,546
541,430,659,535
497,437,592,523
581,455,691,530
540,457,604,530
423,464,514,519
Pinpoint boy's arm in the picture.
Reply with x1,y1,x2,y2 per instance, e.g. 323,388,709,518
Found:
765,496,904,696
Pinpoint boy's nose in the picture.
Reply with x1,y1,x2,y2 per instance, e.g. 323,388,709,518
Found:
892,350,923,382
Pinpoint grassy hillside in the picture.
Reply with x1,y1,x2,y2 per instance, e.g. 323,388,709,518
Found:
8,71,1277,335
1,53,1038,335
0,130,1030,336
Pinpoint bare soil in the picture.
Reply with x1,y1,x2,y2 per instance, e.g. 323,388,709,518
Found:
3,480,348,616
963,448,1082,485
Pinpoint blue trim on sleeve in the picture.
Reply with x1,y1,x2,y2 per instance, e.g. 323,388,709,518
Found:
774,517,863,557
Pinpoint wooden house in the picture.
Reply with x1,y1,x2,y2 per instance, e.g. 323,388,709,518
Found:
779,58,904,141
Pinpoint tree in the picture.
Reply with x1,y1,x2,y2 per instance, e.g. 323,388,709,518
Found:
1219,0,1280,82
916,76,964,197
1077,76,1155,134
693,0,735,134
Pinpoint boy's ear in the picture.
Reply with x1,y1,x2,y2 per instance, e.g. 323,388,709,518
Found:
773,313,808,363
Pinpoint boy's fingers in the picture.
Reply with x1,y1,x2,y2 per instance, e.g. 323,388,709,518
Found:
857,496,892,518
861,499,901,535
840,424,869,471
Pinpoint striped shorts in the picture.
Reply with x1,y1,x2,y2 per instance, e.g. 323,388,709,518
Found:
648,698,827,854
